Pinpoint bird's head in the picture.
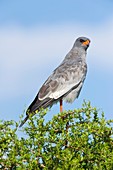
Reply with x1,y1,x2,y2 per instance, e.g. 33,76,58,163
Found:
73,37,91,51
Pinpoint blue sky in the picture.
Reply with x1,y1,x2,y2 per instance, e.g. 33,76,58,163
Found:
0,0,113,127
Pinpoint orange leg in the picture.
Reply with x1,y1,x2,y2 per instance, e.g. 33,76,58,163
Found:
60,99,63,112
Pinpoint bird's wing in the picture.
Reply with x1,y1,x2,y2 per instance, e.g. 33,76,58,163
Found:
38,60,87,101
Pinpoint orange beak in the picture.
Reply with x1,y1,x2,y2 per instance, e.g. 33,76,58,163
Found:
82,40,90,45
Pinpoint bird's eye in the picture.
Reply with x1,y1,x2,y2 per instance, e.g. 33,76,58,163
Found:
80,39,85,43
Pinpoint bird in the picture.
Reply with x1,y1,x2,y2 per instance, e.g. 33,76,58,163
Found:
19,37,90,127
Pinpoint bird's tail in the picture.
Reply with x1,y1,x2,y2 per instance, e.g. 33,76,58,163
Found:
19,98,54,127
19,115,29,128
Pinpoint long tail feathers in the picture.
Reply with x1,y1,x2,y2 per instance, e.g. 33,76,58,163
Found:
19,98,55,128
19,115,29,128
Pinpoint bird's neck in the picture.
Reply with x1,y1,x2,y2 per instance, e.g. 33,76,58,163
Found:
74,47,87,61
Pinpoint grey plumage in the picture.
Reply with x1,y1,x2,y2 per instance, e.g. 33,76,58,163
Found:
19,37,90,127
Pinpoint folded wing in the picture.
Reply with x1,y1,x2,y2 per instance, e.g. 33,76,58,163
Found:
28,60,87,113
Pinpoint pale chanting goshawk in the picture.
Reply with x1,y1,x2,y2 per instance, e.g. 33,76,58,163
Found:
19,37,90,127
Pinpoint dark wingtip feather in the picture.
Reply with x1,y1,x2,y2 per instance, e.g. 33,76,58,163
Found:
19,98,55,127
19,115,29,128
